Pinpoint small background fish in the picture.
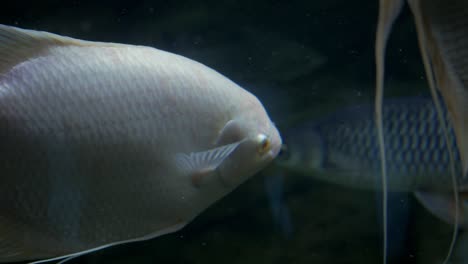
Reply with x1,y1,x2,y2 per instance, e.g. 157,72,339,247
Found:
275,97,468,262
277,97,463,192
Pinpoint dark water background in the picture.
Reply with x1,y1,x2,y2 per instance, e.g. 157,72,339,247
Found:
0,0,456,263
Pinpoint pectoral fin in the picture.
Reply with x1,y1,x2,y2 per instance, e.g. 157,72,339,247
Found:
175,140,242,187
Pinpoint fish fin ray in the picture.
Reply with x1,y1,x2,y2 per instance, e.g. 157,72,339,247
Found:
175,140,242,185
375,1,404,264
28,221,188,263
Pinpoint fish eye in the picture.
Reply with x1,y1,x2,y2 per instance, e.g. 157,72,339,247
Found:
256,134,271,154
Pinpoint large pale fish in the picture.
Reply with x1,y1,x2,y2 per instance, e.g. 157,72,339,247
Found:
0,24,282,262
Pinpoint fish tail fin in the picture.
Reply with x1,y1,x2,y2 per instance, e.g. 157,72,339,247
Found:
375,1,404,264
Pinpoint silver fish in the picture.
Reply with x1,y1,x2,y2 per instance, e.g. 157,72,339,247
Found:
276,97,468,260
0,24,282,262
277,96,468,262
277,97,463,191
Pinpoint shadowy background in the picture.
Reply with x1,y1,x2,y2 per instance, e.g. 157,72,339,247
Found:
0,1,453,263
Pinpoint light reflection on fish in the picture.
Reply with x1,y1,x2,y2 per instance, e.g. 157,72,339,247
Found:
0,24,282,263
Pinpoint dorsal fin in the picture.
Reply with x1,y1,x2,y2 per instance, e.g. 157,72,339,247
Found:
0,24,120,75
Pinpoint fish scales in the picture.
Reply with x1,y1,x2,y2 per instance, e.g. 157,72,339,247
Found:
279,98,462,191
0,24,282,262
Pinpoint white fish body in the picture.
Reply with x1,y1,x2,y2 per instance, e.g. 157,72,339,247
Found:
0,25,281,262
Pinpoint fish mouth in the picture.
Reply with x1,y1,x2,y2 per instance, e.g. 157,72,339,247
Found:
268,128,282,160
267,144,281,160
